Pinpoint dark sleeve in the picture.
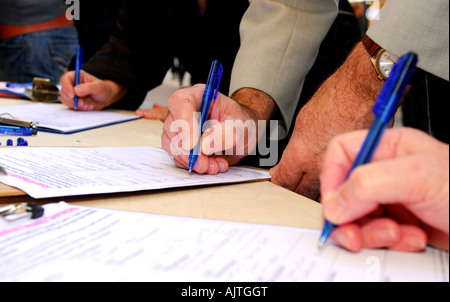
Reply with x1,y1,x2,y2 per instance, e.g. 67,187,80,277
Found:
82,0,176,110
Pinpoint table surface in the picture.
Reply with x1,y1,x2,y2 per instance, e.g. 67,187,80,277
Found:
0,97,323,230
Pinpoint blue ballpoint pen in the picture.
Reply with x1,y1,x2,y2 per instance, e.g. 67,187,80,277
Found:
73,45,83,111
0,125,37,136
188,60,223,173
318,53,418,248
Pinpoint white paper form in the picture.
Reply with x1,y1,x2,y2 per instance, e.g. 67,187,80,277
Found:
0,146,270,199
0,103,139,133
0,202,447,282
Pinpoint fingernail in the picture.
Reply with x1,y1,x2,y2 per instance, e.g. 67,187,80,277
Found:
406,235,427,250
375,227,398,245
218,160,226,173
207,162,215,174
336,232,351,250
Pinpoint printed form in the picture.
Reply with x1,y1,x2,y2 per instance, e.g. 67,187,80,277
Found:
0,103,139,133
0,202,448,282
0,146,271,199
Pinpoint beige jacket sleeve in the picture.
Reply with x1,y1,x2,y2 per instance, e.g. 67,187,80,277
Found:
229,0,339,139
367,0,449,81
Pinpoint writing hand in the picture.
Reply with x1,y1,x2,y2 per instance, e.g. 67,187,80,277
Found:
320,128,449,252
162,85,260,175
60,70,127,111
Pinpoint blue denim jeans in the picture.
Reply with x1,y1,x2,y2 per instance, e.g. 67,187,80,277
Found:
0,26,78,84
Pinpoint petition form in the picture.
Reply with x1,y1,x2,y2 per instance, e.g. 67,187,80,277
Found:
0,202,448,282
0,146,270,198
0,103,139,133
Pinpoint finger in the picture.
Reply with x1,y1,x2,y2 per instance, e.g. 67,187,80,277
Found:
323,156,439,225
388,225,428,252
331,221,428,253
168,86,205,150
191,154,209,174
60,71,76,108
330,224,364,253
75,98,95,111
164,114,196,156
214,156,229,173
136,107,169,122
321,128,444,197
162,131,188,169
74,81,105,98
359,218,402,249
201,120,237,156
164,127,210,175
205,157,220,175
294,172,320,201
270,160,304,193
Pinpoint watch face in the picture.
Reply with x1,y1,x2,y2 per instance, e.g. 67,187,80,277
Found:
377,50,399,78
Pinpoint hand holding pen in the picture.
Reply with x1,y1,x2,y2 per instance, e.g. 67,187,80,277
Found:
60,46,127,111
162,61,260,174
320,128,449,253
60,71,127,111
188,60,223,173
318,53,428,251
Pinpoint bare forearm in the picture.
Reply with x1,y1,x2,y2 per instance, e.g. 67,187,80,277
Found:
297,42,385,140
231,88,277,124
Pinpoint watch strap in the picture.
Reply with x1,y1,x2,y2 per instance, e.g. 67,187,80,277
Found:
362,35,381,58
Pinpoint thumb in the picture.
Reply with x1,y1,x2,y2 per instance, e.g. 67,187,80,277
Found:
201,120,241,156
74,81,104,98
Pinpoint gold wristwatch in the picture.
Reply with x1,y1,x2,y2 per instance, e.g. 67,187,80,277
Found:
362,35,398,80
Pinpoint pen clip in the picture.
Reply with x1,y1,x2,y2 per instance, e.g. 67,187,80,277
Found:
0,202,44,222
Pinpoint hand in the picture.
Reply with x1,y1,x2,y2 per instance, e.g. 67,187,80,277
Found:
162,85,272,175
60,70,127,111
136,104,170,122
320,128,449,253
270,43,384,200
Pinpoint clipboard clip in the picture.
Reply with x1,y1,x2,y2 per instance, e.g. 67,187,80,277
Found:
0,113,38,129
0,202,44,222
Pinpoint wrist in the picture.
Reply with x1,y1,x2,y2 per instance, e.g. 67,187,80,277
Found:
231,88,277,124
104,80,128,105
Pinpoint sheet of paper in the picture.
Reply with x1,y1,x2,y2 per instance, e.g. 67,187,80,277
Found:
0,146,270,199
0,103,139,133
0,202,447,282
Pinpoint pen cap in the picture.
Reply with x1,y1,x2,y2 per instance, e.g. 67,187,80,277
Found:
373,53,418,123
